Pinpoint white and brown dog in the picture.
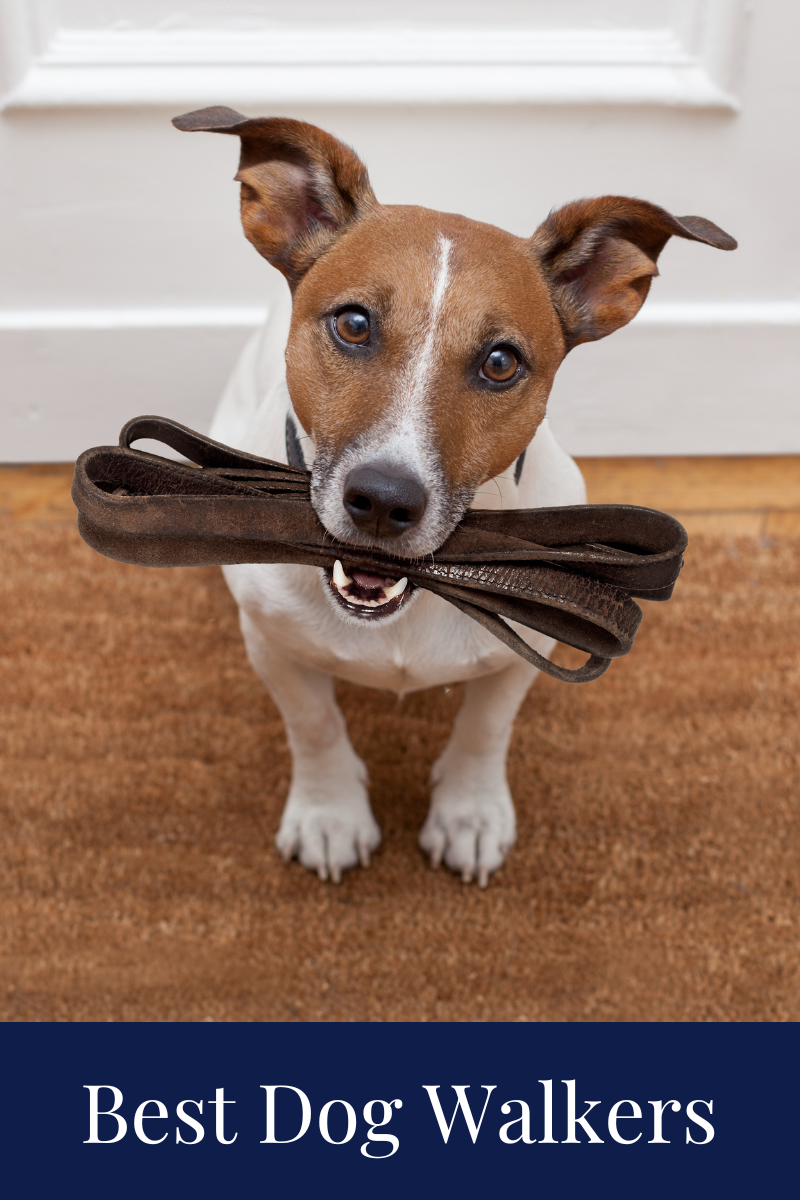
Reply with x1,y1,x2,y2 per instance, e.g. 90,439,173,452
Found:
174,107,735,887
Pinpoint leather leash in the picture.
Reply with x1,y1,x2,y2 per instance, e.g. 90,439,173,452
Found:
71,416,687,684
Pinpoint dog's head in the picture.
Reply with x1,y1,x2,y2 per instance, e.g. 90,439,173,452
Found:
174,107,735,621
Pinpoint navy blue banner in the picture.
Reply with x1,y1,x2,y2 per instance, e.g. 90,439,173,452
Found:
0,1022,792,1197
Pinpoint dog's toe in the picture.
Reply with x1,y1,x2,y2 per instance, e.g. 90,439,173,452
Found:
277,794,381,883
357,837,373,869
419,821,446,869
419,769,516,886
443,822,482,881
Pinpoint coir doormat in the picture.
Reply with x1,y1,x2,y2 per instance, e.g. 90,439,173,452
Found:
1,522,799,1022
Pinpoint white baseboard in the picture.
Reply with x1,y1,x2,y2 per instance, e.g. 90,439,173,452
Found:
547,318,800,457
1,319,256,463
1,303,798,462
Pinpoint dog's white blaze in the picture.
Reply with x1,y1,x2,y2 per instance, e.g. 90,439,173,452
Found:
396,233,453,426
312,232,461,556
349,231,454,521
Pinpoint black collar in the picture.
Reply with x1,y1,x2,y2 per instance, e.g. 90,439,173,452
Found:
285,413,307,470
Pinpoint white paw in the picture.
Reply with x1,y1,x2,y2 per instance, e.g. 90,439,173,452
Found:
419,752,516,887
276,756,380,883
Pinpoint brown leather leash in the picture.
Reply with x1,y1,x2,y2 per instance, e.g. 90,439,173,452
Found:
71,416,687,684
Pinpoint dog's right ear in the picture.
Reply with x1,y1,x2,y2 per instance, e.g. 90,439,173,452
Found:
173,106,377,287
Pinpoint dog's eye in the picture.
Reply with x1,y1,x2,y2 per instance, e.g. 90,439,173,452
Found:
481,345,519,383
334,309,370,345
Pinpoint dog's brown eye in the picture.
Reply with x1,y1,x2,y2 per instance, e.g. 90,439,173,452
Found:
335,309,370,344
481,346,519,383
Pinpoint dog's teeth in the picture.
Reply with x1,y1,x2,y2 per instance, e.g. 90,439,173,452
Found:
383,577,408,601
330,564,408,610
332,559,352,588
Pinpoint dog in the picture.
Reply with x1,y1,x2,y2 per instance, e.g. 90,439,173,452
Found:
173,107,735,886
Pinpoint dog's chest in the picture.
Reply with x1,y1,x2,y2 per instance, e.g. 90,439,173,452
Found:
228,560,525,691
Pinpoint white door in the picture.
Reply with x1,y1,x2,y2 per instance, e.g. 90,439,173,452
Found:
0,0,796,461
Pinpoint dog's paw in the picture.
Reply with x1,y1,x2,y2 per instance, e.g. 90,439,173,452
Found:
276,782,381,884
419,754,516,887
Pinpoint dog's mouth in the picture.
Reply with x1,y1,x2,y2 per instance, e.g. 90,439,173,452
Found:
325,559,414,621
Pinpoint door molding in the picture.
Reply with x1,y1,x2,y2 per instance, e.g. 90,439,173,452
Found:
1,0,746,110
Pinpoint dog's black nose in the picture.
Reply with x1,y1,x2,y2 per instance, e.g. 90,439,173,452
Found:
343,464,427,538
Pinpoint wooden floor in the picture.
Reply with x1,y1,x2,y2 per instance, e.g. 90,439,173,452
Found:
0,464,76,523
1,457,799,533
579,456,800,537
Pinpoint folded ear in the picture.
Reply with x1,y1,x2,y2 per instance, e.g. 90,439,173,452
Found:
173,106,377,287
530,196,736,350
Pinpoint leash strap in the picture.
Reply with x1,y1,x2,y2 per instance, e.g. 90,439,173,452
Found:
72,416,687,684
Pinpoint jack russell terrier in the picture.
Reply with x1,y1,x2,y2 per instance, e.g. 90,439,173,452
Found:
174,107,735,887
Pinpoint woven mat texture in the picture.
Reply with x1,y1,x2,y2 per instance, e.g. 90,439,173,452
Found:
2,521,799,1022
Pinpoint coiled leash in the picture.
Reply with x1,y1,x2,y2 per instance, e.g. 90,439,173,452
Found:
72,416,687,684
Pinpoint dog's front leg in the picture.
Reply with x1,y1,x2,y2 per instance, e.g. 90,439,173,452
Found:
420,653,545,887
240,612,379,882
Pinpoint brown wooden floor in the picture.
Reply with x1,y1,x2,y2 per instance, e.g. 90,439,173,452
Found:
2,457,799,533
579,456,800,537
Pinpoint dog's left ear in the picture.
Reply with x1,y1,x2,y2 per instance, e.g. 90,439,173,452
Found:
173,106,377,287
530,196,736,350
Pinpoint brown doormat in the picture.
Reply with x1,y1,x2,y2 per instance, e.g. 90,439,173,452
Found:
2,521,799,1022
